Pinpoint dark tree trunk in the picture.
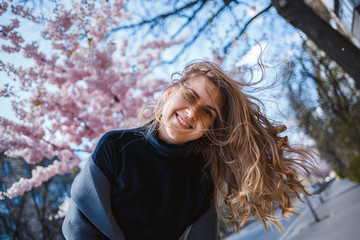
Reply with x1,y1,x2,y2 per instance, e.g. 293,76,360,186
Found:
334,0,340,16
272,0,360,88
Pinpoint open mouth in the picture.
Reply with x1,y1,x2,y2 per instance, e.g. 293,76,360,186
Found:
176,113,193,128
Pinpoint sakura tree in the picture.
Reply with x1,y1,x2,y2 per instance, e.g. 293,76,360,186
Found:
0,0,181,200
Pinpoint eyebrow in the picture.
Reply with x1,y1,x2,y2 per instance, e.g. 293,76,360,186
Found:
188,88,218,113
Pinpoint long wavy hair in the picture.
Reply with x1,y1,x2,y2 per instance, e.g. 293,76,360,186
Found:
139,60,314,231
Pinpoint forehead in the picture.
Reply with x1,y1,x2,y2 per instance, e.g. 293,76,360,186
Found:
185,76,223,108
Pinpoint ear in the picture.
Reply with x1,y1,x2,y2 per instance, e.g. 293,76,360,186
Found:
164,86,174,101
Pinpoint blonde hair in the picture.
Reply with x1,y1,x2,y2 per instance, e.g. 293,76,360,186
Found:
139,60,314,231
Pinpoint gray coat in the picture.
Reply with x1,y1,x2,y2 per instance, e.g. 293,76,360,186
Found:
62,157,219,240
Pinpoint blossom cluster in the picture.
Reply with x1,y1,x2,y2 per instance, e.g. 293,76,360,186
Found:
49,196,70,220
0,0,181,202
0,158,80,200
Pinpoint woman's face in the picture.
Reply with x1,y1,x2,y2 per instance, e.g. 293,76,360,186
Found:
158,76,223,145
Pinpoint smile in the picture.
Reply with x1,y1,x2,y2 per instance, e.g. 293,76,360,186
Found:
176,113,192,128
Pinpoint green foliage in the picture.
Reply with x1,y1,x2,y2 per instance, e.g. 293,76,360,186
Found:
287,40,360,180
343,154,360,183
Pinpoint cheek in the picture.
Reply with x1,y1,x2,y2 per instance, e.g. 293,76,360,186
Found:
193,122,210,138
163,96,182,114
162,100,175,117
160,106,171,123
197,114,214,129
190,129,206,141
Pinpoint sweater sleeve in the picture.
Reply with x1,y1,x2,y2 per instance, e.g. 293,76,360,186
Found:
92,132,118,181
63,156,126,240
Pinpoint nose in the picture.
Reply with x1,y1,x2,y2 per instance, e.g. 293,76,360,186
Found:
185,106,196,120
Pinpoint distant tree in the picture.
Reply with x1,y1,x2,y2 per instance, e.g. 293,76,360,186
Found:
287,40,360,182
272,0,360,86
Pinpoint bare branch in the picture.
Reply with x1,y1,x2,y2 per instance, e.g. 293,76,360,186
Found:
163,3,229,64
111,0,200,33
224,4,272,54
170,0,207,39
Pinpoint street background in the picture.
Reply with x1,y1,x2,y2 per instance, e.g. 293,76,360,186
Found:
225,179,360,240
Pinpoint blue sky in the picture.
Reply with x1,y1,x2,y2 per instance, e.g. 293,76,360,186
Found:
0,0,317,156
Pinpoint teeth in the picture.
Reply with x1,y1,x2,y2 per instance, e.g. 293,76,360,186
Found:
177,114,191,128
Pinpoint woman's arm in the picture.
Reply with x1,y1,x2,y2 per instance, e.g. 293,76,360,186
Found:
62,156,125,240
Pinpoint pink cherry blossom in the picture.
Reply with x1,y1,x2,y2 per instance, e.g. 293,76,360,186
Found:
0,1,9,16
0,158,80,199
49,197,70,220
59,149,73,161
0,0,183,200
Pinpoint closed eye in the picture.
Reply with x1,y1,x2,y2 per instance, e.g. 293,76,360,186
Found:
202,108,213,118
183,87,217,118
183,89,197,104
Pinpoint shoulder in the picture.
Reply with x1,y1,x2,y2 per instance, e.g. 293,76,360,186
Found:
97,127,145,146
93,127,146,158
92,127,146,179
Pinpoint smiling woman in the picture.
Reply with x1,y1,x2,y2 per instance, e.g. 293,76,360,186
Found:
158,76,223,145
63,60,314,240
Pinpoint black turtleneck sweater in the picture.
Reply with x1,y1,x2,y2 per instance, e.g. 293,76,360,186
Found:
92,127,214,240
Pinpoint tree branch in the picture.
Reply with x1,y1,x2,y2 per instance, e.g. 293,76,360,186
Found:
224,4,272,54
162,3,228,64
170,0,208,39
111,0,200,33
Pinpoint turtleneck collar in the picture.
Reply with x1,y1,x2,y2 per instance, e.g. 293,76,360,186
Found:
140,126,192,158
